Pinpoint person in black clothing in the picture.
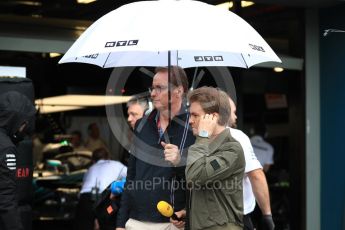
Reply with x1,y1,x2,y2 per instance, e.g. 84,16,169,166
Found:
120,97,149,166
116,66,195,230
0,91,35,230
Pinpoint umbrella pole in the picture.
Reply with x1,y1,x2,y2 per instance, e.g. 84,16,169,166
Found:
168,50,171,123
162,50,171,144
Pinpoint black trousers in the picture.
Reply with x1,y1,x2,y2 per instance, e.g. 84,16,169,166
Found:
74,193,95,230
244,214,254,230
74,193,117,230
19,205,32,230
0,208,24,230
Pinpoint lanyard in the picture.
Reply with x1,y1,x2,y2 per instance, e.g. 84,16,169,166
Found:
155,111,190,208
156,116,164,140
168,113,190,209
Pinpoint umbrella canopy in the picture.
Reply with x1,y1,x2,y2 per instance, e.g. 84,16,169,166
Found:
59,0,281,68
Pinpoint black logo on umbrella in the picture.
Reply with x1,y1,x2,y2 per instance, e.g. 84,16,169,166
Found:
214,56,223,61
83,54,99,59
194,56,203,61
128,40,139,46
204,56,213,61
105,42,116,47
249,44,265,52
116,41,127,46
194,56,224,62
105,40,139,48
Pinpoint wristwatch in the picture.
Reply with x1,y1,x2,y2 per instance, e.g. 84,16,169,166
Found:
198,130,209,138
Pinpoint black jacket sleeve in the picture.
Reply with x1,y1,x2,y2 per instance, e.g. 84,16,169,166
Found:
0,147,24,230
0,146,18,211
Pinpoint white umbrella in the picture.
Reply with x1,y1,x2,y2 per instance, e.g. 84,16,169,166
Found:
58,0,281,68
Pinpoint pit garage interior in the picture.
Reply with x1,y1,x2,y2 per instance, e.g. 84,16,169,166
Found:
0,0,345,230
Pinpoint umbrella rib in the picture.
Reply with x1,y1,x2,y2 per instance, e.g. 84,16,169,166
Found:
241,53,249,68
176,50,179,67
103,52,112,68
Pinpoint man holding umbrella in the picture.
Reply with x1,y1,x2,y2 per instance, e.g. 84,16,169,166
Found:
116,66,195,230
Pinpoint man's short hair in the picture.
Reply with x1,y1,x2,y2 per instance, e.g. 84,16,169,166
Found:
92,147,109,162
127,97,148,111
188,86,230,126
155,66,189,94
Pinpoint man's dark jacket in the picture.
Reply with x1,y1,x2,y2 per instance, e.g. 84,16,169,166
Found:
0,91,35,230
116,108,195,227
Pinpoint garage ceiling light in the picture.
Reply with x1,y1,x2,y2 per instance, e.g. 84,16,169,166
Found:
217,1,254,10
35,94,132,107
77,0,96,4
241,1,255,7
49,53,61,58
36,105,84,114
16,1,42,6
273,67,284,72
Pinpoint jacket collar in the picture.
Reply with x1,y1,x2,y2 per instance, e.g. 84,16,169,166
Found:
148,102,189,122
208,128,231,153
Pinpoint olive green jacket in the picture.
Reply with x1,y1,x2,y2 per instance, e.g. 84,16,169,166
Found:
186,129,245,230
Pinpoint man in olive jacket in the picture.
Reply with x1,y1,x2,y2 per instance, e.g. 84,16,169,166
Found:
186,87,245,230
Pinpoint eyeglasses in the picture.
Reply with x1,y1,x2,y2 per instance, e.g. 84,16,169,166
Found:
149,85,168,94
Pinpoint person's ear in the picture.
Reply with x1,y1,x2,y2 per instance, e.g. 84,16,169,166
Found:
212,113,220,121
176,87,183,95
174,88,181,98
